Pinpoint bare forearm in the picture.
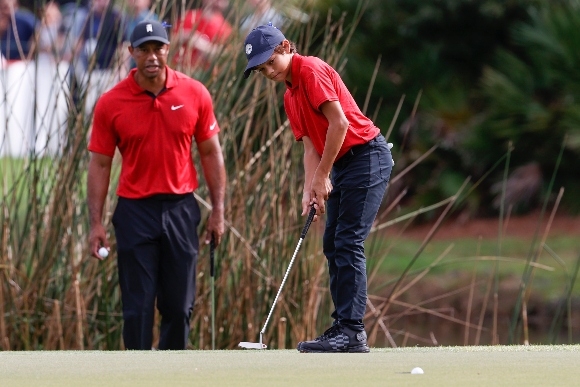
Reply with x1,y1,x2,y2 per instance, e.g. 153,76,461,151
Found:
199,141,226,214
317,100,349,177
303,146,321,191
199,136,226,244
87,153,113,258
317,122,347,176
87,155,112,226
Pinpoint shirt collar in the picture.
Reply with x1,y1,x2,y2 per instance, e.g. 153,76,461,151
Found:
285,54,301,91
127,65,176,94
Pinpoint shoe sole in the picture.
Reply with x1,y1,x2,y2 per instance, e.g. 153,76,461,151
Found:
299,345,370,353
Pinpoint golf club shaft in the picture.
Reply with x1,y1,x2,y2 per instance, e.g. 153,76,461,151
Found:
260,206,316,335
210,236,216,350
211,277,215,350
210,237,215,277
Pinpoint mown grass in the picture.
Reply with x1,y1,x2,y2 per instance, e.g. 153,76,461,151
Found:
2,346,580,387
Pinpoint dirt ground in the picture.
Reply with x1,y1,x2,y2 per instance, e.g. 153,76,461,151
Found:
396,209,580,240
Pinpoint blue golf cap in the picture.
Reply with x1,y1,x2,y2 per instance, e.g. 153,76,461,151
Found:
131,20,170,47
243,24,286,79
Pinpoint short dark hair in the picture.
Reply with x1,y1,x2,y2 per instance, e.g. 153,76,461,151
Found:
250,42,298,73
274,41,298,54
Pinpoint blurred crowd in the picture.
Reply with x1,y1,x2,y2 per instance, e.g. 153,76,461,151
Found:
0,0,296,156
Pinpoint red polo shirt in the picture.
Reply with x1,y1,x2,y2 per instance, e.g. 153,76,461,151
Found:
88,66,220,198
172,10,232,69
284,54,379,160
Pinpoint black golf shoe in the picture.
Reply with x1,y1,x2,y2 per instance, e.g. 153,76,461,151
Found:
297,324,370,353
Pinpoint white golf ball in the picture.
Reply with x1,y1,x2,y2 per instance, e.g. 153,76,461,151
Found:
411,367,424,374
98,247,109,258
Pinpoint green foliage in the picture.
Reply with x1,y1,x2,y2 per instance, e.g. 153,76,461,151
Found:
313,0,579,215
316,0,539,115
471,2,580,211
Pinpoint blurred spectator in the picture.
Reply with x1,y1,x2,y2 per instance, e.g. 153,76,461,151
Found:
45,0,90,114
173,0,232,73
0,0,37,62
74,0,126,114
240,0,285,33
124,0,156,37
58,0,89,61
37,1,62,57
76,0,125,72
35,1,70,155
0,0,36,156
124,0,157,69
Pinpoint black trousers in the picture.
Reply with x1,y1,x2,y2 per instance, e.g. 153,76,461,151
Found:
324,134,393,331
112,194,200,350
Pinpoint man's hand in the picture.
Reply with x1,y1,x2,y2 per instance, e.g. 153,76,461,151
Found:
198,135,226,247
204,209,225,246
89,223,109,260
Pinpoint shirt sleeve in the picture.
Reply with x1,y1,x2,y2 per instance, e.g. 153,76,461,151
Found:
194,84,220,143
303,66,339,112
284,93,304,142
87,97,117,157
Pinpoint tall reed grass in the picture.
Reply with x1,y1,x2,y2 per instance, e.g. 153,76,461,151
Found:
0,0,577,350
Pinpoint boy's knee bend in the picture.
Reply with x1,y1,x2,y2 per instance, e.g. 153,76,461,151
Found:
333,235,364,252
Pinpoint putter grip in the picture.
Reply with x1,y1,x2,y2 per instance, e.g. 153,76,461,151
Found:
300,206,316,239
210,237,215,277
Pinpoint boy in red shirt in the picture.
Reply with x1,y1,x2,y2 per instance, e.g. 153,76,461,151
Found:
243,24,393,353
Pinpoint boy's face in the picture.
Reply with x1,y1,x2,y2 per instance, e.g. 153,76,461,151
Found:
253,43,292,83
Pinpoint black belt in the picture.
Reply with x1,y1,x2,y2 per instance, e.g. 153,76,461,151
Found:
146,193,191,201
336,135,380,165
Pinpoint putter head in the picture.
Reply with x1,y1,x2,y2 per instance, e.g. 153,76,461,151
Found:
238,342,267,350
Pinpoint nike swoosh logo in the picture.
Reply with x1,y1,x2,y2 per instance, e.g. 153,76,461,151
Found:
210,121,217,130
171,105,184,110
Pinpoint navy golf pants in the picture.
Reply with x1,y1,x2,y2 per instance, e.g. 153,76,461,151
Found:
112,194,200,350
323,134,393,332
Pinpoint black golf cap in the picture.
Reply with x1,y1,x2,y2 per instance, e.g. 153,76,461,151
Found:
130,20,170,47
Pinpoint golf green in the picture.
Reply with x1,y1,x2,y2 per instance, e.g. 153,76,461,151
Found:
1,345,579,386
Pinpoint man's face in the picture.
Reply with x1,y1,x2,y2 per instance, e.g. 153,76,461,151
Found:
202,0,229,13
130,41,169,79
130,0,151,11
92,0,111,14
0,0,16,19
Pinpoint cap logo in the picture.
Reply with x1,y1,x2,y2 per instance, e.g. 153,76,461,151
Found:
146,24,153,33
245,44,252,55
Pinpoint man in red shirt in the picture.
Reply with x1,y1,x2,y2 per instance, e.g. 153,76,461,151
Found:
243,24,394,353
173,0,232,72
87,20,225,350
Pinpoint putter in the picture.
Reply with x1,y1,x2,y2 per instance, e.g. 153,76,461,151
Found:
239,206,316,350
210,235,216,350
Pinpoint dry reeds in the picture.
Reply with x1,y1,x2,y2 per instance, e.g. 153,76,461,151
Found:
0,0,576,351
